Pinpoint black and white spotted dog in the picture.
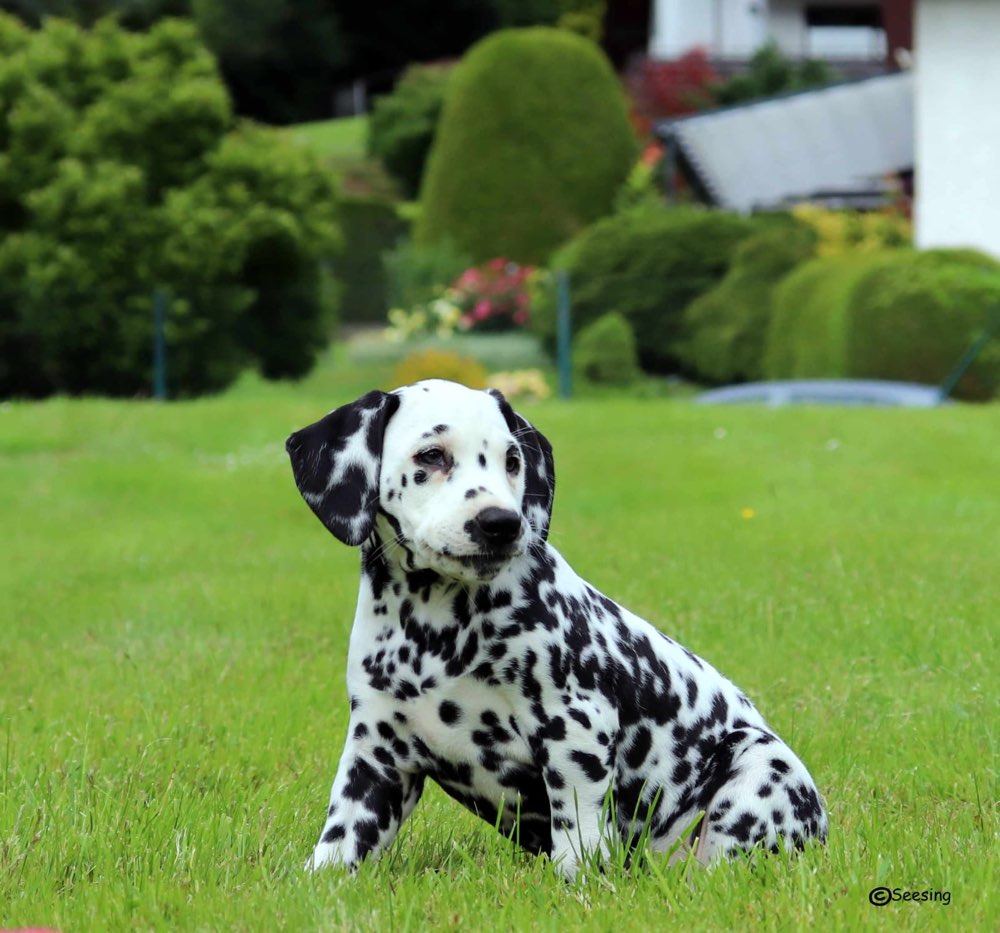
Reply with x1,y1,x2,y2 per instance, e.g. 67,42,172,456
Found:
286,379,827,878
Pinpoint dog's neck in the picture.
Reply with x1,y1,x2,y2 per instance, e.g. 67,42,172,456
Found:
360,531,438,596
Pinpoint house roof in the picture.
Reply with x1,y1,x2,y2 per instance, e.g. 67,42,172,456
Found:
654,71,914,213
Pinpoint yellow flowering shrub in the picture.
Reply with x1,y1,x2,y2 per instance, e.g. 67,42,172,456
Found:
791,204,910,257
488,369,551,401
388,349,488,390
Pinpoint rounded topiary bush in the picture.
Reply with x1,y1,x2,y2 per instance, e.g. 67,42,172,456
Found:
533,206,757,373
763,252,884,380
573,311,641,385
845,249,1000,400
765,248,1000,400
681,221,816,384
416,27,637,265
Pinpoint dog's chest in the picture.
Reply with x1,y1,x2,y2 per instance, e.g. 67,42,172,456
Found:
350,590,554,822
351,590,534,751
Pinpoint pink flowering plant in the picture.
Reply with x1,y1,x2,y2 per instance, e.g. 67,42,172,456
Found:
450,258,534,333
385,258,536,342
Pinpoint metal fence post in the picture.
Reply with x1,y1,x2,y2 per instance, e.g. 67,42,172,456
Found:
153,288,168,401
937,308,1000,402
556,269,572,400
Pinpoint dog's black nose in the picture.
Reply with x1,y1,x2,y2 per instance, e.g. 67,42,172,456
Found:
472,507,522,547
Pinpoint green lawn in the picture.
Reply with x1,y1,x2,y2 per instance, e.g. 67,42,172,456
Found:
287,116,369,167
1,370,997,930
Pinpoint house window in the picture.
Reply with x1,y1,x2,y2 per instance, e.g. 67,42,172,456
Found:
806,4,886,59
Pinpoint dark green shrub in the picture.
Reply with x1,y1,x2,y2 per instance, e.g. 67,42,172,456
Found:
334,195,408,324
416,27,637,265
765,249,1000,400
712,42,835,105
533,206,756,373
368,65,451,200
680,222,816,383
573,311,640,385
0,14,340,398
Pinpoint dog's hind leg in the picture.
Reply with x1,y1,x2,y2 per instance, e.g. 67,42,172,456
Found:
693,728,827,865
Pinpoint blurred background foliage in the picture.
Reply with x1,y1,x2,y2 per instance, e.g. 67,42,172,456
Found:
2,0,605,124
0,3,997,403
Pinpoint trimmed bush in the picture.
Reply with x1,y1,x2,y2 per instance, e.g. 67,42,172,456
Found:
846,250,1000,400
764,253,890,381
416,27,636,265
573,311,640,385
681,222,816,383
388,348,488,390
765,249,1000,400
533,206,757,373
335,195,408,324
368,65,451,200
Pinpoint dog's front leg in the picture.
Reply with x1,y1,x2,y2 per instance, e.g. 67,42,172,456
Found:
307,736,424,872
537,737,614,880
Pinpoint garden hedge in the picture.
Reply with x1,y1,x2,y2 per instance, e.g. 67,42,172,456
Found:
572,311,641,385
532,206,757,374
680,221,816,383
845,250,1000,400
416,27,636,265
765,249,1000,400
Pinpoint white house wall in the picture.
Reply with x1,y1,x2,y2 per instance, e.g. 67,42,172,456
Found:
768,0,807,56
649,0,769,58
915,0,1000,258
650,0,891,60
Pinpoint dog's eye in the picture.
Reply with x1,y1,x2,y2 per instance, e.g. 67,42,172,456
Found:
506,448,521,474
416,447,447,467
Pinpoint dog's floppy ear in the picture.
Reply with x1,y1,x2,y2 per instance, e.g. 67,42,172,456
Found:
286,390,400,546
488,388,555,541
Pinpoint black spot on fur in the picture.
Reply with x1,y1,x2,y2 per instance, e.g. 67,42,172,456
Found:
570,750,608,783
321,824,345,843
567,708,592,730
625,727,652,770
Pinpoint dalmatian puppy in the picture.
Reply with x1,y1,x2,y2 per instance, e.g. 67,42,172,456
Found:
286,379,827,879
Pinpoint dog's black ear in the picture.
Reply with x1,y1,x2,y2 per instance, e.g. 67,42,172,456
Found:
286,390,400,546
488,389,555,541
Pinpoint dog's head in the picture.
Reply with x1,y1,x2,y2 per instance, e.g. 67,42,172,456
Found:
286,379,554,581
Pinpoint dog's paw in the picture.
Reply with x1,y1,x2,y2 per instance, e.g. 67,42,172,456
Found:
304,842,348,873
